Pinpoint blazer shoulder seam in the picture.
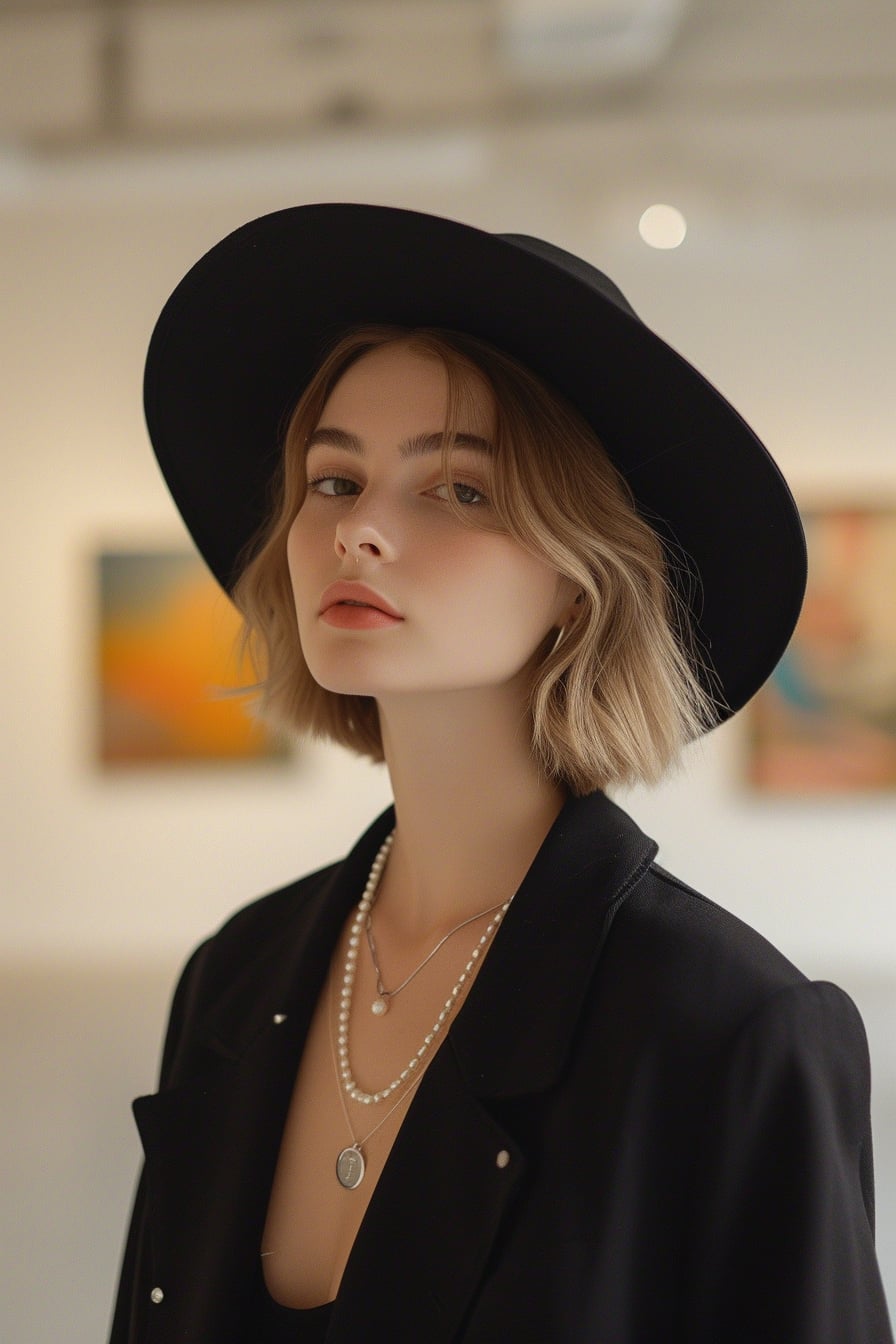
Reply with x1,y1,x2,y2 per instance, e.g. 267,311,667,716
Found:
647,861,722,910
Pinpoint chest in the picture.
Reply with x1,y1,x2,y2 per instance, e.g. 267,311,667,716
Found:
260,915,488,1308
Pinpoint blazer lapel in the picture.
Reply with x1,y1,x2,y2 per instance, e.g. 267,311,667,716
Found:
330,790,658,1343
450,788,658,1099
333,1046,526,1342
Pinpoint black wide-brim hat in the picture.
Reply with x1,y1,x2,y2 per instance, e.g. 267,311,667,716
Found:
144,202,806,723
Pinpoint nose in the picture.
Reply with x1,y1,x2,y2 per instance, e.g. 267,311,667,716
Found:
334,494,399,566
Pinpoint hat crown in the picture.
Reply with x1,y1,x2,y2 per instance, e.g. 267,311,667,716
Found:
498,232,638,321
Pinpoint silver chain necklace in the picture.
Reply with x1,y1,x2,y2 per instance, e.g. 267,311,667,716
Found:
365,894,506,1016
336,829,513,1107
327,968,423,1190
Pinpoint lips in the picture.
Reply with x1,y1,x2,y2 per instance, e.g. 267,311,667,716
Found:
319,582,403,620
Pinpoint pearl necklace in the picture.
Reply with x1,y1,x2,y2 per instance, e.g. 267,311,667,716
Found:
337,829,512,1106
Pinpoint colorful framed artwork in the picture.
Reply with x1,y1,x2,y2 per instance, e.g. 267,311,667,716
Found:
747,505,896,793
97,549,287,766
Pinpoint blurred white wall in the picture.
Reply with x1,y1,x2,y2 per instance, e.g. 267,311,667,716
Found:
2,2,895,1339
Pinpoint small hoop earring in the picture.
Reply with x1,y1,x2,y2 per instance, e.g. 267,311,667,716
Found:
549,624,568,656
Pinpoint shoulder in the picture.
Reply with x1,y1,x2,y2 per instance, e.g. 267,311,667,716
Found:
597,858,863,1061
155,809,397,1082
154,859,342,1083
571,858,873,1163
624,859,806,991
170,859,340,1001
208,859,340,952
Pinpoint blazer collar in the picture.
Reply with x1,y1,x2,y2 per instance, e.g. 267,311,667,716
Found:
190,789,657,1100
187,810,392,1064
449,788,657,1097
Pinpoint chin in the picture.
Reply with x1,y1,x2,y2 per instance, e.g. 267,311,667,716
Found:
303,655,382,697
306,661,365,693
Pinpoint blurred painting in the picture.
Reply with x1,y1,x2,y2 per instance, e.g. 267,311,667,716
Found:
748,507,896,793
97,550,286,766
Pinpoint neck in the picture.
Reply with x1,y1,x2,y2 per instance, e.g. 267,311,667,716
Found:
373,681,567,937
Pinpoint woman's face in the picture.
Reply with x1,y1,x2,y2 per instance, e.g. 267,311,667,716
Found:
287,342,577,700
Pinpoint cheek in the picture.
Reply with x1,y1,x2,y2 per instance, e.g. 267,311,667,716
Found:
287,504,323,565
444,536,566,629
285,520,301,591
286,513,321,614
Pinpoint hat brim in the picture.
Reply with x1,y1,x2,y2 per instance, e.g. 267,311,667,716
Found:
144,203,806,722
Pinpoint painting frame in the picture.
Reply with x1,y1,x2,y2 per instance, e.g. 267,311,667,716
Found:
746,499,896,795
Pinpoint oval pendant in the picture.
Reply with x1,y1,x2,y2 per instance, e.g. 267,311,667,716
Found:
371,997,388,1017
336,1146,366,1189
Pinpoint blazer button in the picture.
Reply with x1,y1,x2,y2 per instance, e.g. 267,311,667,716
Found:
272,1013,287,1025
150,1287,164,1304
496,1150,510,1169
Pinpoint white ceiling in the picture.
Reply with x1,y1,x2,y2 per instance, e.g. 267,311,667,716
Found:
0,0,893,223
1,0,894,148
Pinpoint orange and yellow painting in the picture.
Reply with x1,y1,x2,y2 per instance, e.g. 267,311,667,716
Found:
748,507,896,793
98,551,285,766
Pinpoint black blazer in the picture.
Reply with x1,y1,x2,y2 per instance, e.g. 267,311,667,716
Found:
110,791,893,1343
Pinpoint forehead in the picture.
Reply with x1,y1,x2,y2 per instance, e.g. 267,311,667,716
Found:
318,341,494,436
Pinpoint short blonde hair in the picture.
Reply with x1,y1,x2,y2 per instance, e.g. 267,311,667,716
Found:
233,325,718,793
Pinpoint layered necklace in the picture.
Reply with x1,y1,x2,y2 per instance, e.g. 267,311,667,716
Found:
366,891,506,1018
328,974,422,1190
331,829,513,1188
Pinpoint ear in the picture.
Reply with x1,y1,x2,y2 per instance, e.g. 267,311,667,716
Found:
554,577,582,624
561,589,585,625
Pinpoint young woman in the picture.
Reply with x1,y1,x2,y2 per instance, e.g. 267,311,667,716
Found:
111,204,893,1343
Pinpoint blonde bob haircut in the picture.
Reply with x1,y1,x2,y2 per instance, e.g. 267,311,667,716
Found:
233,325,718,794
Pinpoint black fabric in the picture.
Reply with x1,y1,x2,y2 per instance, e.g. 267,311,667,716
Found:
254,1288,333,1343
142,204,807,720
109,791,892,1343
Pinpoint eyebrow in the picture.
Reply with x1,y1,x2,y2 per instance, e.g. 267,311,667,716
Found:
305,427,494,458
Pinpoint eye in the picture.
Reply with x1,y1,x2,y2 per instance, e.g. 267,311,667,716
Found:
307,474,360,497
432,480,489,507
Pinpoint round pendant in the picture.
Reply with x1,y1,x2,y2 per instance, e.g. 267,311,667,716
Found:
336,1146,366,1190
371,997,388,1017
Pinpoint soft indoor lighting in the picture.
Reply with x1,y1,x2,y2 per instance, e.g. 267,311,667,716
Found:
638,203,687,249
